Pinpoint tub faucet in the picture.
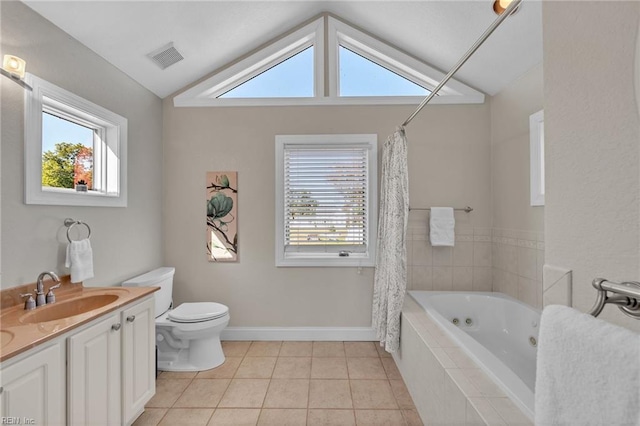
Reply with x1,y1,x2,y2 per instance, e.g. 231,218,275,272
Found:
35,271,60,306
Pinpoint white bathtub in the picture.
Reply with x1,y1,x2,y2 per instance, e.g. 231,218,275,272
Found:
408,291,540,420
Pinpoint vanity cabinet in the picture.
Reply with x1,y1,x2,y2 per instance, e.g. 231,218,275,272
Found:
122,298,155,424
0,341,65,425
68,312,122,425
0,294,155,426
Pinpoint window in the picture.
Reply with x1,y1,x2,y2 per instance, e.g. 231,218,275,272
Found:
530,109,544,206
174,14,484,107
275,134,377,267
25,74,127,207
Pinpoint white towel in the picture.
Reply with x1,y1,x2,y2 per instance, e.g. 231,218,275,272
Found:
65,238,94,283
535,305,640,426
429,207,455,246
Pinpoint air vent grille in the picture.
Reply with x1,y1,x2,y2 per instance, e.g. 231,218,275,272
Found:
147,42,184,70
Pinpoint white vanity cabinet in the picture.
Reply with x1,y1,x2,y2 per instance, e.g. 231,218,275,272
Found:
0,294,155,426
122,297,155,425
0,341,66,425
68,295,155,426
68,311,122,425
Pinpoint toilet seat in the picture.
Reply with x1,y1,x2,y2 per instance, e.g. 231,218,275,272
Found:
168,302,229,323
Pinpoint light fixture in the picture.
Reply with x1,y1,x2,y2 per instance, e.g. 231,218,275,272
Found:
1,54,32,90
493,0,520,15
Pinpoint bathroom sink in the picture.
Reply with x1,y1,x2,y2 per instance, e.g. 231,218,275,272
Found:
0,330,14,348
19,294,120,324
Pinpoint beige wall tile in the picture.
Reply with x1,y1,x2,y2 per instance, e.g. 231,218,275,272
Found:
218,379,270,408
412,240,432,266
432,246,453,266
263,379,309,408
432,267,453,291
453,267,473,291
309,380,353,409
207,409,260,426
473,242,492,267
453,242,474,266
517,247,537,280
411,266,433,291
517,277,538,308
472,267,493,292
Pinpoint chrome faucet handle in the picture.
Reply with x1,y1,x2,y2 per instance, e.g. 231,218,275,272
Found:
46,283,61,304
33,289,46,307
20,293,36,310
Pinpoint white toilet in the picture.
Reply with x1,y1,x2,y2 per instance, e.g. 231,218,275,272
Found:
123,267,229,372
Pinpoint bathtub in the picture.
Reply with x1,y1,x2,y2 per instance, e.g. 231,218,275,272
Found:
409,291,540,420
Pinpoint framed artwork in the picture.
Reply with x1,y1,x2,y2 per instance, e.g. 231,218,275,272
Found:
206,171,238,261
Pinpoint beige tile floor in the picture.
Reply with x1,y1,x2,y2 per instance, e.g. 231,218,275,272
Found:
133,341,423,426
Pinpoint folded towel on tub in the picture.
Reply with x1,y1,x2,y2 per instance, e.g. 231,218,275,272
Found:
534,305,640,426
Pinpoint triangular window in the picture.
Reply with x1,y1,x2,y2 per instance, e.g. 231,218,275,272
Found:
174,14,484,107
220,46,315,98
338,46,429,97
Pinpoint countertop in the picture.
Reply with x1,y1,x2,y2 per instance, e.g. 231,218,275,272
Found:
0,279,158,363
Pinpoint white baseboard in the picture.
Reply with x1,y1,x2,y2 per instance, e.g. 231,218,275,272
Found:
221,327,376,341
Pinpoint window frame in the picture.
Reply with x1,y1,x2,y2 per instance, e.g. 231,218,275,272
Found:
275,134,378,267
529,109,544,206
24,74,127,207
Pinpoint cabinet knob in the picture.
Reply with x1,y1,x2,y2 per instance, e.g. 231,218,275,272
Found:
111,323,121,331
126,315,136,323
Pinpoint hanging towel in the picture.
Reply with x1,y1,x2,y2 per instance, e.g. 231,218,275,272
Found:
65,238,94,283
429,207,455,246
535,305,640,426
372,127,409,353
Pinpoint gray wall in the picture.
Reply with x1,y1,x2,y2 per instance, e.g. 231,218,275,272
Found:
162,100,491,327
543,1,640,330
1,2,163,288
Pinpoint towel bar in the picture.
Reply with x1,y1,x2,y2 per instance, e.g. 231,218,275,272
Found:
409,206,473,213
588,278,640,319
64,218,91,243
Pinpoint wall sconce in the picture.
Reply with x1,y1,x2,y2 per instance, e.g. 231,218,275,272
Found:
1,54,32,90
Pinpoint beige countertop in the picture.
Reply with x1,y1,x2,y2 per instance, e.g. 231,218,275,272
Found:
0,278,157,363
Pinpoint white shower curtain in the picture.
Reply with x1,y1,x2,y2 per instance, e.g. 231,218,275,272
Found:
372,127,409,353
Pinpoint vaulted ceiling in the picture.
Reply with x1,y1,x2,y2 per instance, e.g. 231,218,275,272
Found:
23,1,542,99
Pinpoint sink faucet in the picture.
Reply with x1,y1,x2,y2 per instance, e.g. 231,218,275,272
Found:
35,271,60,306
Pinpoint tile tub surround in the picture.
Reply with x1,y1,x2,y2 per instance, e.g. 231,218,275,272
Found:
133,341,422,426
491,228,544,309
393,297,532,426
407,214,494,293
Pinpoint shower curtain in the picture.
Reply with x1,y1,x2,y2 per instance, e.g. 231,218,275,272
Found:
372,127,409,353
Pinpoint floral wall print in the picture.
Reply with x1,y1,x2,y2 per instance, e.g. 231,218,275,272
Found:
206,171,238,261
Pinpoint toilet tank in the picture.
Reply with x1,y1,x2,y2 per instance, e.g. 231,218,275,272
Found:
122,267,175,317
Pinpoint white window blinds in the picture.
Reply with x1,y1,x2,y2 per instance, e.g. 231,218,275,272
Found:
284,145,369,251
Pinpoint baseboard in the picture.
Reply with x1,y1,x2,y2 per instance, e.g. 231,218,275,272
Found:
221,327,377,341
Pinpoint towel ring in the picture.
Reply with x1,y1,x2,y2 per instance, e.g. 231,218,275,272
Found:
64,218,91,243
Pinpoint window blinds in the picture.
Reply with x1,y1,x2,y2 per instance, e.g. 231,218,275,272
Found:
284,146,369,250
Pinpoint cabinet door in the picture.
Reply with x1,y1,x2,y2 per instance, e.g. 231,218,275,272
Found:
0,342,65,425
122,297,155,425
68,312,121,426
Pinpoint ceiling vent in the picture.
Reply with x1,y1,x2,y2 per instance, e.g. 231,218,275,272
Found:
147,42,184,70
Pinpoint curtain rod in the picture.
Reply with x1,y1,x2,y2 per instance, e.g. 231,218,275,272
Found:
402,0,523,128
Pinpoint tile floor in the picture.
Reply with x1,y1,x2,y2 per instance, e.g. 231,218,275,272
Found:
133,341,423,426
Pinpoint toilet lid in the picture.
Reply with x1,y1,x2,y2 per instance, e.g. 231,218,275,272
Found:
168,302,229,323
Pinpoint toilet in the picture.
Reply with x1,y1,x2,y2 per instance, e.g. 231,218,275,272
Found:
122,267,229,372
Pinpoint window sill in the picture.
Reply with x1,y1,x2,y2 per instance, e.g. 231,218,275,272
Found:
276,254,375,268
